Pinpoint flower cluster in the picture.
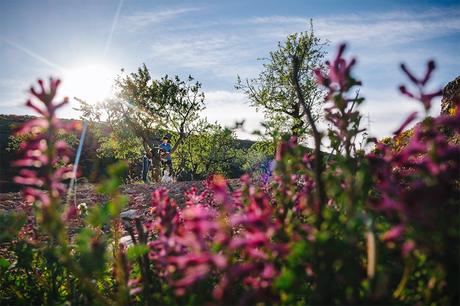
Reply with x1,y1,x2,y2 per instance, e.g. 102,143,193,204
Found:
314,44,364,155
367,61,460,258
144,175,289,303
314,44,361,96
7,45,459,306
399,60,442,111
14,78,79,212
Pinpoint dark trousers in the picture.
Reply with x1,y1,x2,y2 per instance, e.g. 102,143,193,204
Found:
142,156,150,182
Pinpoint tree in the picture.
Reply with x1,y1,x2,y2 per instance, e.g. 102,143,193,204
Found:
236,22,327,139
77,98,145,160
241,140,275,171
78,64,205,181
173,123,243,180
114,65,205,153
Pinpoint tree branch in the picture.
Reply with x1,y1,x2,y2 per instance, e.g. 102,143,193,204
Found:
292,54,326,222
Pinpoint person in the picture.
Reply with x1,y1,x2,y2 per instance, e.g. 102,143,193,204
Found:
141,150,151,183
159,134,173,176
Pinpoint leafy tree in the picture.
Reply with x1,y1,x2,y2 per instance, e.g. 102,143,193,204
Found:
241,140,276,171
114,65,205,153
7,129,78,153
173,123,242,180
78,64,205,180
77,98,146,162
236,22,327,139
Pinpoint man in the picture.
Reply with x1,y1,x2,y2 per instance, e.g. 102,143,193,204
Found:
159,134,173,177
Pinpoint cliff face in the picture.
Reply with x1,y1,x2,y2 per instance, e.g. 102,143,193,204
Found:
441,76,460,115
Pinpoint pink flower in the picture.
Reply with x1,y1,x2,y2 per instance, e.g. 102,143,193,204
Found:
174,264,210,287
382,225,405,242
315,44,360,94
261,264,276,279
14,78,75,213
402,240,416,257
230,232,268,249
399,61,443,111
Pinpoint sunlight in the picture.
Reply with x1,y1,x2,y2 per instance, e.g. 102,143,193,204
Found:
63,63,116,104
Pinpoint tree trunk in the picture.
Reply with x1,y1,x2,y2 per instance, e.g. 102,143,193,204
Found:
292,55,326,222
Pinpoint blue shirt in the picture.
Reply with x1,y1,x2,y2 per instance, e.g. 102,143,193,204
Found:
159,143,172,161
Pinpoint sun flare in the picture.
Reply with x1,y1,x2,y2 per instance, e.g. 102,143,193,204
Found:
63,63,116,104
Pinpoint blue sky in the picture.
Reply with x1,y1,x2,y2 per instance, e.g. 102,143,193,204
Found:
1,0,459,140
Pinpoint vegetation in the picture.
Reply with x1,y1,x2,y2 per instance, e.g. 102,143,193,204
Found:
0,20,458,305
1,42,458,305
174,123,244,181
236,22,326,140
78,65,207,181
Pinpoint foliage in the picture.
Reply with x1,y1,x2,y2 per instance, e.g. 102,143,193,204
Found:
6,126,78,153
236,21,327,139
1,44,459,306
174,123,243,180
78,64,206,180
241,140,276,183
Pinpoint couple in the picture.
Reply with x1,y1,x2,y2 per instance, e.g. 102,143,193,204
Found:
142,134,174,183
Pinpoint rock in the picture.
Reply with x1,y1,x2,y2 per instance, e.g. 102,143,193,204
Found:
120,235,133,246
441,76,460,115
120,209,138,220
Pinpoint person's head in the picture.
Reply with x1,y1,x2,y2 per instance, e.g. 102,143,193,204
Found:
162,134,170,143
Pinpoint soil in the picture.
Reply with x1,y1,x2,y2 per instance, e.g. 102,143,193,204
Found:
0,179,241,250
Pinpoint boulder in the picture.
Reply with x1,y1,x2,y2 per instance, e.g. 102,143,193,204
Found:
120,209,138,220
441,76,460,115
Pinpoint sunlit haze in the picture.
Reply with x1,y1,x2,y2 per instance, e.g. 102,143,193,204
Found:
62,63,117,104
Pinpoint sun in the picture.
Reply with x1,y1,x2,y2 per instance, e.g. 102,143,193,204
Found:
63,63,116,104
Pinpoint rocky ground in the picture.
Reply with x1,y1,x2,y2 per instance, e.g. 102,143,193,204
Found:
0,179,241,248
0,179,239,211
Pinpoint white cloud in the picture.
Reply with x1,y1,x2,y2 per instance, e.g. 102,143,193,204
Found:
146,32,265,84
122,7,201,30
142,6,459,86
247,7,460,47
203,90,264,140
0,78,29,108
150,37,233,68
359,88,442,139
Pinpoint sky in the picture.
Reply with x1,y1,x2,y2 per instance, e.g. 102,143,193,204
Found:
1,0,459,140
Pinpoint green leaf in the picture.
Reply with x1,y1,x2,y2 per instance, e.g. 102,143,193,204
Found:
287,240,309,265
86,203,111,227
127,244,149,261
0,257,10,269
275,268,295,290
0,212,26,243
108,195,128,217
